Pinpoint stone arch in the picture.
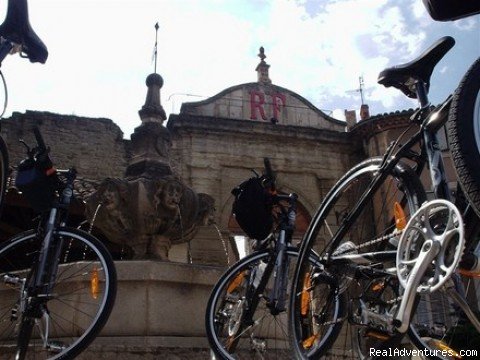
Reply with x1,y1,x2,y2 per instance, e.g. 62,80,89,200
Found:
226,194,312,258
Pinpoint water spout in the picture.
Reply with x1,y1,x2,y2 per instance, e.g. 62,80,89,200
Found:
213,224,230,266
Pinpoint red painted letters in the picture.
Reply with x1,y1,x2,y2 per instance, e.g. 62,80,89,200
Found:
271,93,286,120
250,91,267,120
249,91,286,122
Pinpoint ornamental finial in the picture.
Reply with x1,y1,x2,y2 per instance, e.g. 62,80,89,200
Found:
258,46,266,62
255,46,271,84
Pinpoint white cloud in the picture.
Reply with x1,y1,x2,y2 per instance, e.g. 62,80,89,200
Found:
0,0,477,136
453,17,478,31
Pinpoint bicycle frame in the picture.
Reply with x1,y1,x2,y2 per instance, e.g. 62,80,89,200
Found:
241,193,298,327
304,80,468,337
13,166,78,355
31,167,76,291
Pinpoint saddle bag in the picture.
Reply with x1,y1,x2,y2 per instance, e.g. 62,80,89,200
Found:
232,177,273,240
422,0,480,21
16,158,58,213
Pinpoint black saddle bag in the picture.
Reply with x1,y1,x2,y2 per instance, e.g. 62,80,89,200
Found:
16,158,58,213
232,177,273,240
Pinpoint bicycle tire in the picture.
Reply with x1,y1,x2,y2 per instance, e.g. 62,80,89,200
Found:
0,135,9,214
447,57,480,217
205,248,343,360
0,227,117,360
290,157,427,359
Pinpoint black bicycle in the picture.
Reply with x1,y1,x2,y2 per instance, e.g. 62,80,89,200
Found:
205,158,326,359
289,34,480,360
0,1,117,359
0,129,117,360
0,0,47,214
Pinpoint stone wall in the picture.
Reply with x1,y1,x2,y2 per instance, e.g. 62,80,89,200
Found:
1,111,128,180
167,113,364,264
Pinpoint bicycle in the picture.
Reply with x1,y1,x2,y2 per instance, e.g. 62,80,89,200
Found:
0,0,48,215
0,130,117,359
205,158,327,359
289,34,480,359
0,128,117,359
0,1,117,359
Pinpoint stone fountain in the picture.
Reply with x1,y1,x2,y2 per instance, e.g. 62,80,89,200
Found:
77,72,222,359
85,72,214,260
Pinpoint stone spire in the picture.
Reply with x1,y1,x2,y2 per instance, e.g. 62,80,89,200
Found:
126,72,171,179
138,73,167,124
256,46,271,84
85,25,216,262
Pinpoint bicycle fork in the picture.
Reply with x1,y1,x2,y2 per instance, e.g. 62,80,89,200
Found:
269,193,297,314
16,207,66,353
269,229,289,314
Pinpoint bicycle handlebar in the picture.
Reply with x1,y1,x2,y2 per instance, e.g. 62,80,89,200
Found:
32,126,53,170
263,157,276,193
33,126,46,150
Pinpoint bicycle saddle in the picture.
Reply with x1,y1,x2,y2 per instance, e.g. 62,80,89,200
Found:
377,36,455,98
0,0,48,63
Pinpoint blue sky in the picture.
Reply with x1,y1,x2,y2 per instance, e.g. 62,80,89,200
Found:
0,0,478,137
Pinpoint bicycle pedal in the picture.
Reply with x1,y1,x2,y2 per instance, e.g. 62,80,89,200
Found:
250,338,266,353
47,340,66,353
3,274,24,287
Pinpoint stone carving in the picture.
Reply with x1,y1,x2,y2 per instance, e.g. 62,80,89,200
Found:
86,176,215,260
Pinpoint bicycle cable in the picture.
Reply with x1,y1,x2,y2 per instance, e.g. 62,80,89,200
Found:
0,69,8,119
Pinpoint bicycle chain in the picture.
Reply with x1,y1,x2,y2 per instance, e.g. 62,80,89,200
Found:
353,229,402,252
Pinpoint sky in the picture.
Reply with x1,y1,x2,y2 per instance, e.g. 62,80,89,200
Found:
0,0,478,138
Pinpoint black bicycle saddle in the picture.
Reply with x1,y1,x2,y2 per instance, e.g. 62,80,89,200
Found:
378,36,455,98
0,0,48,63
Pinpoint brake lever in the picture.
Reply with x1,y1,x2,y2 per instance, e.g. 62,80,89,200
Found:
18,139,33,157
251,169,260,177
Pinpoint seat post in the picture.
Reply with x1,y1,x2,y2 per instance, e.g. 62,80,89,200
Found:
415,81,430,108
0,41,13,65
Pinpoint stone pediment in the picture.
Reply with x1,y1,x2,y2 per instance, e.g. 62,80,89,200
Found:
180,83,345,132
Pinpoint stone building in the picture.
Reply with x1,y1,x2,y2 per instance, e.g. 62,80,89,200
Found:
0,48,476,358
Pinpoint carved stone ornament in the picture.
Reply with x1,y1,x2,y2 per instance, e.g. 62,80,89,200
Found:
85,71,215,260
86,177,215,260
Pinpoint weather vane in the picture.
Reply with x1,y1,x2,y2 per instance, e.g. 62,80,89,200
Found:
153,22,159,74
358,75,365,105
347,75,366,105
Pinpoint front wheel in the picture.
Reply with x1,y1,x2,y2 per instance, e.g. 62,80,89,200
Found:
0,227,117,360
447,57,480,217
205,248,343,359
290,157,427,359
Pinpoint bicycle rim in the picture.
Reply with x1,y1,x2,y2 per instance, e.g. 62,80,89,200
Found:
206,249,338,359
0,135,8,214
0,228,116,359
290,157,427,359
